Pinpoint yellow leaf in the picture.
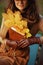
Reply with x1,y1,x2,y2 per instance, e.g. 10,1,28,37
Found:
26,33,32,38
4,20,14,28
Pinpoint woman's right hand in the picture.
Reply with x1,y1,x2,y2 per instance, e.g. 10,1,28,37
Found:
6,39,18,49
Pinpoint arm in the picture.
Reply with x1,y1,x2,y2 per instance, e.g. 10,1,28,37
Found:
17,18,43,48
38,18,43,32
38,17,43,43
0,18,9,38
28,18,43,46
1,36,42,49
0,18,18,49
17,37,41,48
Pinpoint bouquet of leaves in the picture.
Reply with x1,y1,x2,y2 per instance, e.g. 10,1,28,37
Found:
2,9,32,38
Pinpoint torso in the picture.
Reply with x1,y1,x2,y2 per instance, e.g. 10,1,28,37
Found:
28,22,39,36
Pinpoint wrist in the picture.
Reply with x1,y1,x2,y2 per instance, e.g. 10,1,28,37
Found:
28,37,41,45
36,37,41,44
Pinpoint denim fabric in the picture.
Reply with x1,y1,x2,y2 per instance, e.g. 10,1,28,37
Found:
27,33,42,65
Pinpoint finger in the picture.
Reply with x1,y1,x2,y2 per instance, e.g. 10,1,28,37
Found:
19,39,25,43
20,41,29,48
18,40,25,46
22,43,29,48
20,42,26,48
19,39,28,47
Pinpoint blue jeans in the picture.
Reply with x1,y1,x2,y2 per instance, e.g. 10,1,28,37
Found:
27,33,42,65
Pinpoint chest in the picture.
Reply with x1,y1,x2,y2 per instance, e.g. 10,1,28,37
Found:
28,23,39,36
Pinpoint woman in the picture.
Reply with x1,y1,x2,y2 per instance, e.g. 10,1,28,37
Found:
0,0,43,65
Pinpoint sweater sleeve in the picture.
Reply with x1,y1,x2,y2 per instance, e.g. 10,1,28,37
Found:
27,36,41,45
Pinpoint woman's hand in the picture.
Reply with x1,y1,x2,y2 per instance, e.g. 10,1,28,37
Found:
6,39,18,49
18,38,29,48
6,36,43,49
18,36,42,48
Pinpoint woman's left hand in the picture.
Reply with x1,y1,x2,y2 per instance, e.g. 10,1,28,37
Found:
6,39,18,49
18,36,43,48
18,38,29,48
